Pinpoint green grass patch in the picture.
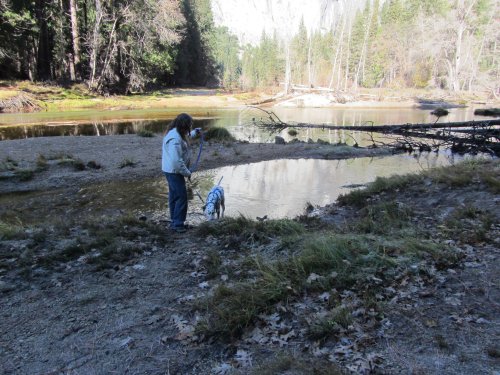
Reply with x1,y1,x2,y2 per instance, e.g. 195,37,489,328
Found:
0,90,19,100
119,158,136,168
434,334,450,349
442,205,495,245
0,157,35,181
197,278,290,340
480,173,500,194
197,233,398,341
57,156,86,171
352,201,413,235
14,169,35,181
307,307,353,341
338,174,419,207
196,216,304,248
233,92,259,101
203,127,236,142
86,160,102,169
202,249,223,279
0,157,18,172
0,220,24,240
36,155,48,171
425,159,499,188
136,129,155,137
45,152,73,160
338,159,499,208
196,228,461,341
396,237,463,269
6,214,169,276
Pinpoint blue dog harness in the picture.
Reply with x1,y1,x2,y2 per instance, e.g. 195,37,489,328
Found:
205,186,224,217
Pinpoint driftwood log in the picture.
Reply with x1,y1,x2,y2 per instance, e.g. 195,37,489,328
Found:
248,107,500,156
0,93,42,113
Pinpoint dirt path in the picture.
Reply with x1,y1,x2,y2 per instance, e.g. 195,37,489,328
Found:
1,236,226,374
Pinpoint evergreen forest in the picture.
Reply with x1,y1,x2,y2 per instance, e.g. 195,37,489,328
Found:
0,0,498,95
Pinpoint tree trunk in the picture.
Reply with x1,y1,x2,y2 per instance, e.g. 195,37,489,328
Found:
329,1,346,89
35,0,52,80
88,0,103,89
284,41,291,94
69,0,81,80
449,0,477,91
344,6,352,91
307,35,312,87
354,5,372,88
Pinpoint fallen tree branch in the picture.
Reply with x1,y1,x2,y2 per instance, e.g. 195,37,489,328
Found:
0,93,42,113
247,107,500,156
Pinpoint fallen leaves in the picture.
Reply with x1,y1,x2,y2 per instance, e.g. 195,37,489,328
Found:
171,314,197,343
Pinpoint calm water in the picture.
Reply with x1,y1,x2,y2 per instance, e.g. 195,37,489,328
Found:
0,105,493,144
0,106,493,222
55,152,478,224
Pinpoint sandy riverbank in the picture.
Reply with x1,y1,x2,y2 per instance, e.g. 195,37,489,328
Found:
0,135,390,195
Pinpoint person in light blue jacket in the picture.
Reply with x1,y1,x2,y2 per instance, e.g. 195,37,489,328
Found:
162,113,200,232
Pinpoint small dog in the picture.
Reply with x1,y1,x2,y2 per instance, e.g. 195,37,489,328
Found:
203,185,225,220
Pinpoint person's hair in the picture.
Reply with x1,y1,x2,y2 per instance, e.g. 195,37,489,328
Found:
166,113,193,141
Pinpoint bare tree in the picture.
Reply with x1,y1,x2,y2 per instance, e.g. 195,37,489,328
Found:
443,0,478,91
354,3,373,88
284,40,292,94
88,0,104,90
69,0,81,80
328,0,346,89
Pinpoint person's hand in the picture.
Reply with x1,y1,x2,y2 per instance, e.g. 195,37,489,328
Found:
190,128,202,138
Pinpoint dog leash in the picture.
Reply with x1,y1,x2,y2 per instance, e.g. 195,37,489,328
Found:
190,131,204,173
194,190,205,204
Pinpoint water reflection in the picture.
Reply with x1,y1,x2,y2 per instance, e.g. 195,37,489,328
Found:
97,152,478,221
0,119,214,141
0,106,492,143
0,152,485,225
194,152,471,219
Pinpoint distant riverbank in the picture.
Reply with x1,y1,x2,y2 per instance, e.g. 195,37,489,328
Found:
1,81,498,114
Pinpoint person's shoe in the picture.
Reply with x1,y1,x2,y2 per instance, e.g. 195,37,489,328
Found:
171,226,187,233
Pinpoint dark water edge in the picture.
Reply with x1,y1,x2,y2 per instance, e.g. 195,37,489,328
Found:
0,119,215,141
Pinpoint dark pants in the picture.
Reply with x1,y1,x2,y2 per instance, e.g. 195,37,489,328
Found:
165,173,187,228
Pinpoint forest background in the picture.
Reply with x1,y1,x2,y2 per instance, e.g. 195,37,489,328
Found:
0,0,498,98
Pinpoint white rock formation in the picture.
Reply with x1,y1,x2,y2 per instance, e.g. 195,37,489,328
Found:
211,0,342,44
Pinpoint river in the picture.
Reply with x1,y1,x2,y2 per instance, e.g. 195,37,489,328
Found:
0,106,492,221
0,105,491,143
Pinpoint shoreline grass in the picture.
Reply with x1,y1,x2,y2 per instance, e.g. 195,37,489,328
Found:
195,159,497,341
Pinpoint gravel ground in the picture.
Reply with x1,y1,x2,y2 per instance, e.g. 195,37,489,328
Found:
1,135,498,375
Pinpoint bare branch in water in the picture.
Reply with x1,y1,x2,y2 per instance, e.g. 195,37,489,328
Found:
245,106,500,156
